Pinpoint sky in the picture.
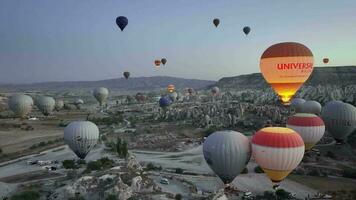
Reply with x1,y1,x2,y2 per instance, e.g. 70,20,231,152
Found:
0,0,356,83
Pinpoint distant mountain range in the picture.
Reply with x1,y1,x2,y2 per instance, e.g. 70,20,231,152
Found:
216,66,356,90
0,76,216,92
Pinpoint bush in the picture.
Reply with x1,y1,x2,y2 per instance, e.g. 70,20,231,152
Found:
326,151,337,159
86,157,114,172
10,190,40,200
254,166,264,173
68,194,85,200
145,163,162,171
241,167,248,174
0,148,2,154
175,168,184,174
77,159,86,165
203,125,219,137
343,168,356,179
175,194,182,200
38,141,46,147
106,194,117,200
86,161,102,171
62,160,77,169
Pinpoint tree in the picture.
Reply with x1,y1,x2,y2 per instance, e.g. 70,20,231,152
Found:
62,160,77,169
121,140,128,158
174,194,182,200
116,137,122,156
10,190,40,200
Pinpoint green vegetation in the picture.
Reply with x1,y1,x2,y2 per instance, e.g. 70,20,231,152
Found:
241,167,248,174
116,137,128,158
175,168,184,174
326,151,337,159
62,159,78,169
145,162,162,171
342,167,356,179
29,138,63,149
254,189,300,200
203,125,220,137
254,166,264,173
106,194,117,200
91,114,124,126
0,147,2,154
68,194,85,200
10,190,40,200
85,157,114,172
174,194,182,200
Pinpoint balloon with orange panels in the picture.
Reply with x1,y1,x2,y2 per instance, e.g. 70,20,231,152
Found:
260,42,314,105
154,60,161,68
167,84,175,93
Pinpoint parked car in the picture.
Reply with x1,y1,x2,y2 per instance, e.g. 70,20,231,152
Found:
160,178,169,184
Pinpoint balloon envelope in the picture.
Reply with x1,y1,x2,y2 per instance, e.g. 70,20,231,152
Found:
161,58,167,65
93,87,109,106
37,96,56,116
167,84,175,93
64,121,99,159
287,113,325,150
55,99,64,111
213,18,220,27
243,26,251,35
116,16,128,31
123,72,130,79
290,98,306,113
252,127,305,186
260,42,314,104
159,96,171,108
211,87,220,96
301,100,322,115
323,58,329,64
203,130,251,184
8,94,33,118
155,60,161,68
321,101,356,142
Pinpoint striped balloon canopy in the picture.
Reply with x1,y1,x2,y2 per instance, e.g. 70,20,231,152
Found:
252,127,305,187
287,113,325,150
167,84,175,93
260,42,314,105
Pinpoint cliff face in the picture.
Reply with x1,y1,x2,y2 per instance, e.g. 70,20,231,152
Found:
217,66,356,90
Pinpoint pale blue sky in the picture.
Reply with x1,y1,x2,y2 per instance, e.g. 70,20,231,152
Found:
1,0,355,83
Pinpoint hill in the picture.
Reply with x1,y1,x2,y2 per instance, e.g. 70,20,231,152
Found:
0,76,216,92
216,66,356,90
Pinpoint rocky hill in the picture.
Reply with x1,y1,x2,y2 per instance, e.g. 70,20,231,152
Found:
216,66,356,90
0,76,216,92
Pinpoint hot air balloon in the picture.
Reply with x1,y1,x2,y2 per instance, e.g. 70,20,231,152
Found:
64,121,99,159
37,96,56,116
155,60,161,68
8,94,33,118
135,93,146,102
301,100,322,115
321,101,356,143
290,98,306,113
287,113,325,150
93,87,109,106
213,18,220,27
159,96,171,108
161,58,167,66
211,86,220,96
243,26,251,35
116,16,128,31
260,42,314,105
123,71,130,79
203,130,251,184
167,84,175,93
187,88,195,96
323,58,329,64
252,127,305,188
55,99,64,111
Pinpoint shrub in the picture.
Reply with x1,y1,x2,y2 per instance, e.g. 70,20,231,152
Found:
106,194,117,200
175,194,182,200
254,166,264,173
326,151,337,159
68,194,85,200
343,168,356,179
62,160,77,169
241,167,248,174
10,190,40,200
0,148,2,154
87,161,102,171
175,168,184,174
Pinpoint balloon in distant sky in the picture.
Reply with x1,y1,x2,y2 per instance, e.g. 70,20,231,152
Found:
203,130,251,184
321,101,356,143
213,18,220,27
64,121,99,159
260,42,314,105
155,60,161,68
252,127,305,187
187,88,195,96
300,100,322,115
116,16,128,31
167,84,175,93
135,93,146,102
287,113,325,150
123,71,130,79
8,94,33,118
323,58,329,64
211,86,220,96
243,26,251,35
37,96,56,116
290,98,306,113
161,58,167,66
93,87,109,106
